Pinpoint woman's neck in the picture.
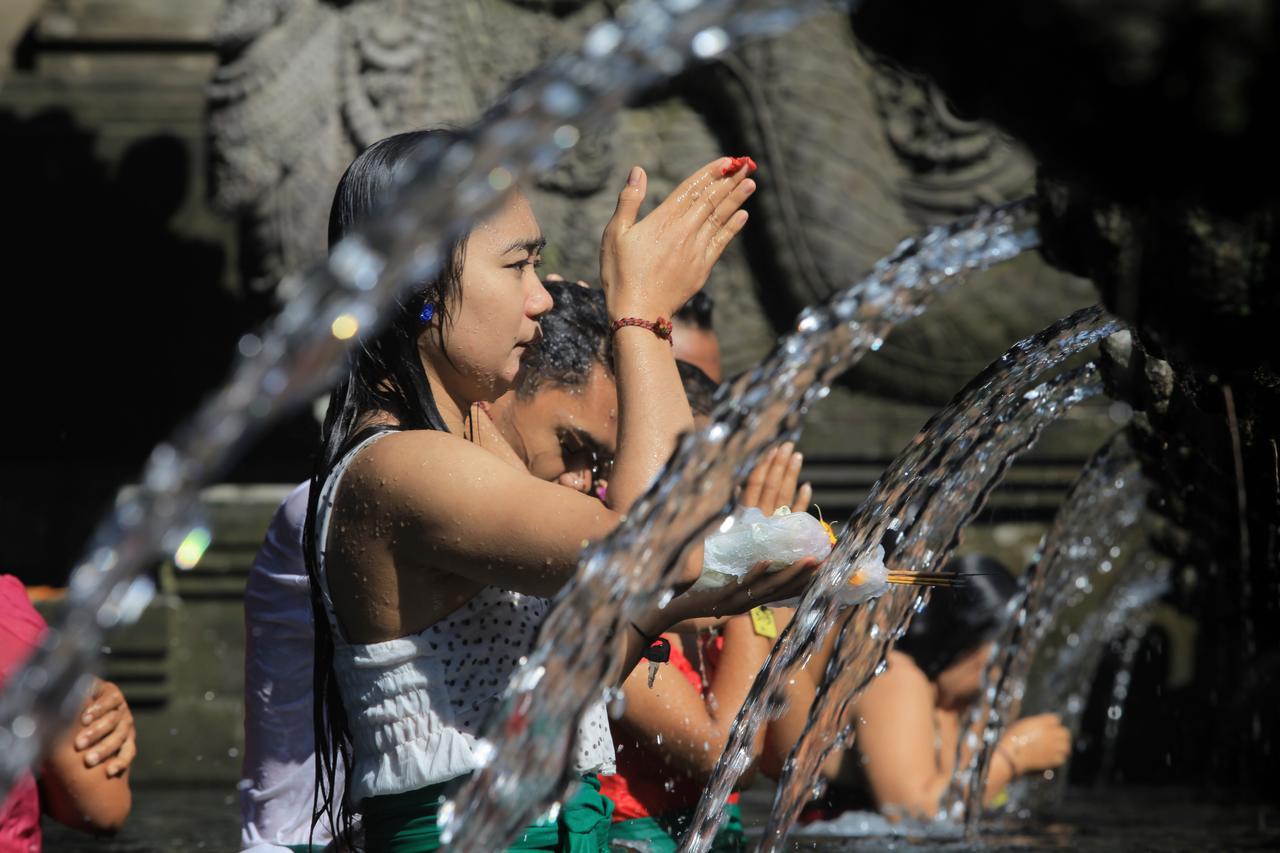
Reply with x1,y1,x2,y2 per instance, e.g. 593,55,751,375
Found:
485,397,529,465
421,357,475,436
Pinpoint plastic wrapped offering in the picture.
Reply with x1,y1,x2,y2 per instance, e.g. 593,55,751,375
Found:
693,507,835,591
839,544,890,605
692,508,901,607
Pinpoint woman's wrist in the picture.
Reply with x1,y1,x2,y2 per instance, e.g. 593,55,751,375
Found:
605,291,678,322
631,606,675,639
995,744,1020,776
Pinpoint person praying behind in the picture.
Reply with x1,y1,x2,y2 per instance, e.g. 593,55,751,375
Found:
797,555,1072,821
0,575,136,849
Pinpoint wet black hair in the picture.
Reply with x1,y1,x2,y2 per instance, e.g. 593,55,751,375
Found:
515,281,613,397
895,554,1018,680
678,359,719,417
303,128,467,847
673,291,715,330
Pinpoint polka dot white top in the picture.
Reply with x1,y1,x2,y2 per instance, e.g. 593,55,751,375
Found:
314,430,616,801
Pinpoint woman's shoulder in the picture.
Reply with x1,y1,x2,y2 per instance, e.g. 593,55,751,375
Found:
333,429,474,523
348,428,473,478
359,426,469,457
346,428,516,501
861,650,931,703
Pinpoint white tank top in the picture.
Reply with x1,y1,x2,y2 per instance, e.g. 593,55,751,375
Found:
314,430,615,801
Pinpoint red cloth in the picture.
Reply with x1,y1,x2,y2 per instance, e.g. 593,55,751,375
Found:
0,575,47,853
600,633,740,821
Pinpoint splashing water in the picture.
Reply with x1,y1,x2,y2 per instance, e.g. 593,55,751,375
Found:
940,434,1149,833
1011,551,1172,813
441,204,1041,849
1097,617,1152,778
0,0,849,800
733,312,1123,853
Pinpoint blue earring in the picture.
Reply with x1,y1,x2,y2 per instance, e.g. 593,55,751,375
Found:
419,302,435,324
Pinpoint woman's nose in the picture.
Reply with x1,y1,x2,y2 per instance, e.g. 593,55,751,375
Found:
529,275,553,318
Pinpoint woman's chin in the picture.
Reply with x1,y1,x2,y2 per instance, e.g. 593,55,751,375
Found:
509,354,533,388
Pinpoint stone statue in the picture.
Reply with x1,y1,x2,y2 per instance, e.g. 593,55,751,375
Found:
207,0,1095,448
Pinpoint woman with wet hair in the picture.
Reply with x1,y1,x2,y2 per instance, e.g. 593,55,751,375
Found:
304,130,816,852
797,554,1071,821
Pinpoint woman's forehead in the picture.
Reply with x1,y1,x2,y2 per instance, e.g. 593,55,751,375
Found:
474,191,540,245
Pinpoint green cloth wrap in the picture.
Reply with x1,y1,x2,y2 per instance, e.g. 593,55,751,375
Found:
361,773,613,852
606,802,745,852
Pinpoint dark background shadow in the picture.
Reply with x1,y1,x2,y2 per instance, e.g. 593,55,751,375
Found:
0,108,315,586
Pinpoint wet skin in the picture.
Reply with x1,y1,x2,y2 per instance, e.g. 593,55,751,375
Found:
489,364,618,495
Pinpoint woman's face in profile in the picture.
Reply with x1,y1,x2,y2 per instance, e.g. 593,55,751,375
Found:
935,641,994,710
424,191,553,400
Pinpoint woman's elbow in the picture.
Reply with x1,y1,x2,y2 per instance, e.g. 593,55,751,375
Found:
89,791,132,836
44,778,132,836
874,782,943,822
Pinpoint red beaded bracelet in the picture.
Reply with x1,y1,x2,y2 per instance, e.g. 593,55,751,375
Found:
611,316,674,346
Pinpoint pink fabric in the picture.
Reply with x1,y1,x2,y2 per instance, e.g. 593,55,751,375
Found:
0,575,47,853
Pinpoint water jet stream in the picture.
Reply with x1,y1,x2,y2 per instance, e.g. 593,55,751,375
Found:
1011,550,1172,813
715,310,1123,852
941,435,1149,833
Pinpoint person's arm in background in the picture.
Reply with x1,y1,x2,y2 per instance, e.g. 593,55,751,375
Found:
616,444,811,778
38,679,135,835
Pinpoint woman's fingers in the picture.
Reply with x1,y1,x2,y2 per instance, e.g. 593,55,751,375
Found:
739,556,818,609
606,165,647,234
81,681,124,724
666,156,745,214
741,446,778,509
706,208,750,265
776,449,803,513
698,175,756,244
757,442,795,513
106,732,137,778
84,714,130,767
763,556,821,600
792,482,813,514
75,709,121,750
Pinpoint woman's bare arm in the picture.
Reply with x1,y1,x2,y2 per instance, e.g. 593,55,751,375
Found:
600,158,755,511
618,616,773,780
854,651,958,819
759,607,849,780
39,717,131,835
